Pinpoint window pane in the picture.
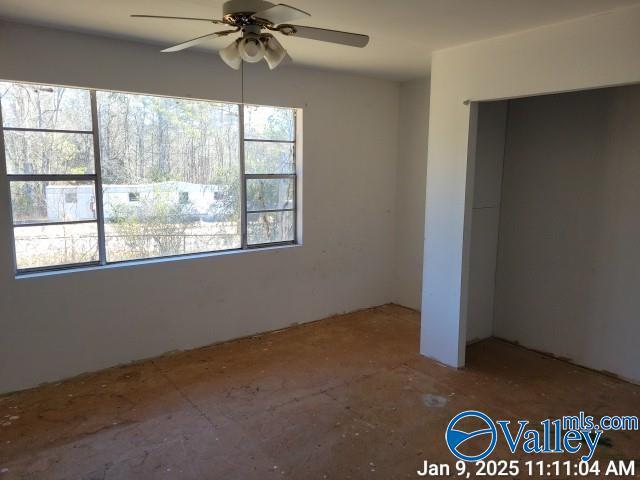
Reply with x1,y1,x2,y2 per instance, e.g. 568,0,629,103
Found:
14,223,99,270
247,211,294,244
245,141,294,174
4,130,94,175
0,82,92,131
246,178,294,211
10,181,96,224
244,105,294,141
97,91,241,262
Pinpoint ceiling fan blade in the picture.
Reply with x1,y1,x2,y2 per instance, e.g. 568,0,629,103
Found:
286,25,369,47
161,30,238,53
252,4,310,25
282,52,294,65
131,15,225,25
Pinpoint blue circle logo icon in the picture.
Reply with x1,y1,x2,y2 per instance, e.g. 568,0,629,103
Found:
445,410,497,462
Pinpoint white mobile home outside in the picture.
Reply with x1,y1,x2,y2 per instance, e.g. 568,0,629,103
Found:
45,181,227,222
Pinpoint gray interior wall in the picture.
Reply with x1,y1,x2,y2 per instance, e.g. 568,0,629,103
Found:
393,78,430,311
0,20,400,393
420,4,640,369
466,101,508,342
494,84,640,383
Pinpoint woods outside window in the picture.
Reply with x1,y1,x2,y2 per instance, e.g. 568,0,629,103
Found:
0,81,300,273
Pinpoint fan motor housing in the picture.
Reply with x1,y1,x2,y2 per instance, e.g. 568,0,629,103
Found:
223,0,274,17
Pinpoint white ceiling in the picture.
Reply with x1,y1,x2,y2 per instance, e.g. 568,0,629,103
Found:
2,0,640,80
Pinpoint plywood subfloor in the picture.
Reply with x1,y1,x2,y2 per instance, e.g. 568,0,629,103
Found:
0,304,638,479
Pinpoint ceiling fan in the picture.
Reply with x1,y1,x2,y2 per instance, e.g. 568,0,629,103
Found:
131,0,369,70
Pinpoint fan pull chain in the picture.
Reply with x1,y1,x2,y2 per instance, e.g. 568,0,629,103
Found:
241,59,244,106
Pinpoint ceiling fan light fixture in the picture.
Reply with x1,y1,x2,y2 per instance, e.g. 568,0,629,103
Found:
238,36,266,63
219,39,242,69
134,1,370,71
264,35,287,70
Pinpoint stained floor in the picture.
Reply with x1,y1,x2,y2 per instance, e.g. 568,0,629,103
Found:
0,304,638,479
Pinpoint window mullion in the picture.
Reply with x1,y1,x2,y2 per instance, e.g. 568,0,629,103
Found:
293,109,298,244
239,103,247,249
244,173,296,179
6,174,95,182
90,90,107,265
0,100,19,273
243,138,295,144
3,127,94,135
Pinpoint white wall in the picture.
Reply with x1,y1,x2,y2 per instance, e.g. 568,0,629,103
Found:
393,78,429,311
466,101,507,342
0,20,399,393
494,85,640,383
422,5,640,367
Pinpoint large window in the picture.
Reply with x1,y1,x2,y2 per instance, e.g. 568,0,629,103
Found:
0,81,299,273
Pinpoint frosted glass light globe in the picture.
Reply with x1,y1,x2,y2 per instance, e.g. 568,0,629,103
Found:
239,37,266,63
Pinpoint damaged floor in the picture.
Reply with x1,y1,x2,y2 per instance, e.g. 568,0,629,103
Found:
0,304,638,479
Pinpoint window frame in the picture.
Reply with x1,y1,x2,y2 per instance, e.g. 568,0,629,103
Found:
0,82,300,275
240,105,298,249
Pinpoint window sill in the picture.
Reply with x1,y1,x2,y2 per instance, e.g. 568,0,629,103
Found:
15,242,302,280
